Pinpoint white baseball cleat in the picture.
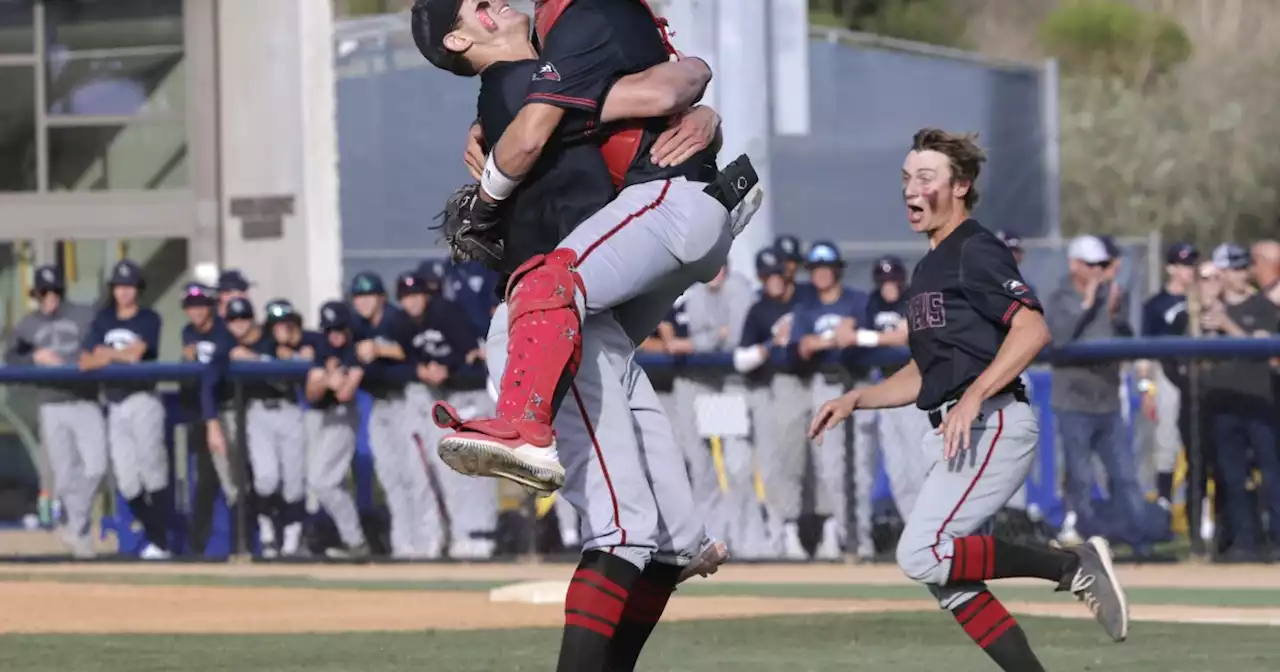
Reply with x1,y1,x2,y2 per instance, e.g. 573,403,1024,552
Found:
433,403,566,493
139,543,171,561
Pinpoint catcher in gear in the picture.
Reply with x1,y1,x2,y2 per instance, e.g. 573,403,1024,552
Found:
437,183,504,266
413,1,759,671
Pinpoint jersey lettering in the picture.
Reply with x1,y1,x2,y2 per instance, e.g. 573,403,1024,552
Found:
104,328,141,349
908,292,946,332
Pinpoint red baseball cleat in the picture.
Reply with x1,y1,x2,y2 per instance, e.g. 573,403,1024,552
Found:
432,402,566,493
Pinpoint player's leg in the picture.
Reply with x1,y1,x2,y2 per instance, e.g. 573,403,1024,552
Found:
368,398,415,557
438,388,499,558
811,374,848,559
65,401,108,557
245,402,281,555
1095,410,1149,551
41,404,82,553
276,403,307,556
434,180,731,492
670,375,725,541
131,392,173,555
897,396,1128,670
851,386,879,560
764,373,809,558
1056,410,1097,542
308,406,367,553
879,404,934,519
403,388,443,559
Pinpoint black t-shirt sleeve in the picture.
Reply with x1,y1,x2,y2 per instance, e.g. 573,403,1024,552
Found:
959,235,1042,326
525,6,615,114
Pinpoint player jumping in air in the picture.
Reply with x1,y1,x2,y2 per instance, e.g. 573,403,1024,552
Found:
810,129,1129,671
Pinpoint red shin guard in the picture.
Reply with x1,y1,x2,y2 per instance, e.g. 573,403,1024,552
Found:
485,249,583,447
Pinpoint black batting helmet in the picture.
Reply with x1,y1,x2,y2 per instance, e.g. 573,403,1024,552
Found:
872,255,907,285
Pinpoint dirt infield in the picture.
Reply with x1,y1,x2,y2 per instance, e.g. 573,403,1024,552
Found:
0,560,1276,635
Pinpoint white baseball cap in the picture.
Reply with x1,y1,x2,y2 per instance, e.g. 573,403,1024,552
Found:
1067,235,1109,264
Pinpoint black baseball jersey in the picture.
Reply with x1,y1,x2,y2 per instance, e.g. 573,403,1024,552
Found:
352,306,417,399
478,59,614,283
532,0,717,188
906,219,1041,410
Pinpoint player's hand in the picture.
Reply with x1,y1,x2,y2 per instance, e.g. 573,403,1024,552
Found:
809,391,860,443
465,348,482,364
32,348,64,366
937,393,982,460
1199,305,1224,331
463,122,486,181
1105,281,1122,316
1081,276,1102,310
771,314,792,346
665,338,694,355
419,361,449,386
356,340,377,363
650,105,720,168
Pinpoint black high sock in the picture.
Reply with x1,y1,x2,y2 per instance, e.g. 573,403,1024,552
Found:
947,536,1078,586
284,499,306,526
953,591,1046,672
129,493,167,550
556,550,641,672
606,561,681,671
1157,472,1174,502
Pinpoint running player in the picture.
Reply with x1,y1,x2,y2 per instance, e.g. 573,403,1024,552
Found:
811,129,1128,670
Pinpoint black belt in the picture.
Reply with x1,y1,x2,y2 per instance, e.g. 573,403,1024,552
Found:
257,398,295,410
928,385,1029,430
703,154,757,211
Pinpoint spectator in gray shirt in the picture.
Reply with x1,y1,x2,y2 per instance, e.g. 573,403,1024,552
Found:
1044,236,1149,554
4,266,103,558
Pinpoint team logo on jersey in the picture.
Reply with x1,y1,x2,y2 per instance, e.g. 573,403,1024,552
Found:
41,268,55,282
1002,279,1028,296
533,63,561,82
468,275,484,294
196,340,217,364
104,328,140,350
414,329,453,358
1163,301,1186,325
873,310,904,332
908,292,946,331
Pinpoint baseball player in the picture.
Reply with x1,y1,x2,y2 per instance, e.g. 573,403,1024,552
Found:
349,271,434,559
440,259,500,337
414,1,751,668
864,255,934,520
732,247,808,558
181,282,243,556
79,260,170,559
812,129,1128,671
7,265,101,557
773,234,816,303
791,240,871,559
398,270,498,559
216,269,251,318
225,297,308,557
304,301,369,558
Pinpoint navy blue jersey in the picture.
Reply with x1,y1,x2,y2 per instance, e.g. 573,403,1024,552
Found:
665,300,690,339
792,281,818,305
1141,290,1189,337
866,289,908,332
906,219,1041,410
405,298,474,369
739,294,798,383
445,261,501,335
791,287,870,375
299,330,327,354
182,318,238,420
478,59,613,284
534,0,716,188
243,333,302,402
310,338,360,411
82,307,162,402
353,306,416,398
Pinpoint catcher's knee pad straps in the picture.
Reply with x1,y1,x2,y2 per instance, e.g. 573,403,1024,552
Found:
494,249,584,440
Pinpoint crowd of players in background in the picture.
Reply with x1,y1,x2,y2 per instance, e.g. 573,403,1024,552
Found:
7,234,1280,562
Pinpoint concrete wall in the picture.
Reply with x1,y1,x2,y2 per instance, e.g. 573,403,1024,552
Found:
216,0,342,322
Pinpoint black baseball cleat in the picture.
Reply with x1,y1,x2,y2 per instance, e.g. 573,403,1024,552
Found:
1057,536,1130,642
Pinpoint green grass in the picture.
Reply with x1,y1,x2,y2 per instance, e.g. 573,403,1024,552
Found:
0,613,1273,672
4,571,1278,608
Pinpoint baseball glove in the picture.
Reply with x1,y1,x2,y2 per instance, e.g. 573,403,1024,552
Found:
433,183,505,266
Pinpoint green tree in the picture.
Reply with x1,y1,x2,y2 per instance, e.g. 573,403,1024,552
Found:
810,0,969,48
1039,0,1191,85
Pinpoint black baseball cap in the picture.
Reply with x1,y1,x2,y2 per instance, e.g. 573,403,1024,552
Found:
319,301,352,331
218,269,251,293
264,299,301,325
1166,242,1199,266
805,240,844,268
396,271,429,298
350,271,385,296
109,259,145,288
181,282,217,307
872,255,906,284
755,247,785,277
32,265,65,296
774,234,803,262
411,0,472,76
226,297,255,321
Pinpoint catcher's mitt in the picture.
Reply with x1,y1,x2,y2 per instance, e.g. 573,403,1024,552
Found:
433,183,504,266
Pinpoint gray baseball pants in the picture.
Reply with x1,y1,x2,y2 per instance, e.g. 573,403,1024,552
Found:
896,394,1039,610
810,374,876,555
41,400,107,539
757,373,810,535
486,303,707,571
877,404,936,518
406,383,498,549
305,405,366,548
669,375,727,544
106,392,169,500
368,394,438,557
246,401,305,503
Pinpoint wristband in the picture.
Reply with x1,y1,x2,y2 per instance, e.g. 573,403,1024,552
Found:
481,153,520,201
732,345,768,373
854,329,880,347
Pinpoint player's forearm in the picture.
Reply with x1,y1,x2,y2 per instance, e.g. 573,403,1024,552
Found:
485,104,564,200
858,361,921,409
79,348,111,371
305,370,329,402
337,369,363,402
600,58,712,122
113,342,147,364
966,309,1050,402
375,342,405,361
